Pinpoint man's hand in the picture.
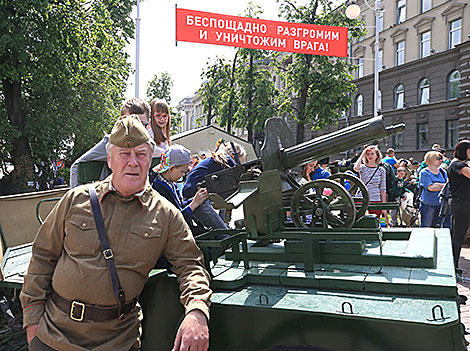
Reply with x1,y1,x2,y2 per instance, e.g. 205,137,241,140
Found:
173,309,209,351
26,324,39,344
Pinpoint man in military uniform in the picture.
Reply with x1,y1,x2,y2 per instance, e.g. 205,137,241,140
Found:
20,115,211,351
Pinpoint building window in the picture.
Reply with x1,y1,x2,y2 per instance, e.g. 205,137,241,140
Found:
394,84,404,109
396,41,405,66
392,132,403,150
377,11,384,32
449,18,462,49
420,31,431,58
417,123,429,150
357,57,364,78
397,0,406,24
421,0,431,13
378,49,383,72
446,120,459,149
418,78,430,105
448,70,461,99
356,95,363,116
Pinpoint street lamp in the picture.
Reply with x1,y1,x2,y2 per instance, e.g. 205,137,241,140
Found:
346,0,382,117
135,0,141,98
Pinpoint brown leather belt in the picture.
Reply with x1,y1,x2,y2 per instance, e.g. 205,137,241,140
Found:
51,290,137,322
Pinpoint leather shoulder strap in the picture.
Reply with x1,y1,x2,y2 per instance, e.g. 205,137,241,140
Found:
88,184,126,304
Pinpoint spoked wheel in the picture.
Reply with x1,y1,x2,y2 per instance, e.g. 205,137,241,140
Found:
290,179,356,229
327,173,370,221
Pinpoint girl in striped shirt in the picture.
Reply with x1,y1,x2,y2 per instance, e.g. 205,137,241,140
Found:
354,145,388,225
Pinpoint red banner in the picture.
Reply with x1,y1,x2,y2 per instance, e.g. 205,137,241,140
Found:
176,8,348,57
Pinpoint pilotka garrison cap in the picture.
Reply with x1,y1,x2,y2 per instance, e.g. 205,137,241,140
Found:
109,114,151,148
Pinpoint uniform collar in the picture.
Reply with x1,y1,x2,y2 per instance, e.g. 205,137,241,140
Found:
99,176,153,211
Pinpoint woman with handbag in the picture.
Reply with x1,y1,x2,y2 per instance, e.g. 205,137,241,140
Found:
354,145,388,225
419,151,449,228
448,140,470,271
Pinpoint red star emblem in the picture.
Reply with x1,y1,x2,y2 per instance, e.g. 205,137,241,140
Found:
126,140,132,147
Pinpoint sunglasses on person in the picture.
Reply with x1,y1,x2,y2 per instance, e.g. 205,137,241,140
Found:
436,156,443,161
153,113,169,120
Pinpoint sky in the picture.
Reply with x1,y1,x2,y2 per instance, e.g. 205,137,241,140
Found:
124,0,283,106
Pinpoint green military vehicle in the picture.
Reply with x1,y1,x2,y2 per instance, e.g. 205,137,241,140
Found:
0,116,466,350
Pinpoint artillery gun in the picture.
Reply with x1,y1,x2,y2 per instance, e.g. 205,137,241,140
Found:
208,116,403,232
139,117,467,350
0,117,465,350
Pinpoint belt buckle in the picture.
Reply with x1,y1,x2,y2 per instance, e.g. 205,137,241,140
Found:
70,301,85,322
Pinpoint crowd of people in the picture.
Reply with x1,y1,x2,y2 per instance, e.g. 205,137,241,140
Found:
306,143,470,281
20,96,470,350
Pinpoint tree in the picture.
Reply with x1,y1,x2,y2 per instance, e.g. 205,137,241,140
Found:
231,3,278,144
217,51,239,134
198,3,278,140
146,71,174,104
197,57,228,126
235,48,278,144
275,0,365,143
0,0,134,193
145,71,181,135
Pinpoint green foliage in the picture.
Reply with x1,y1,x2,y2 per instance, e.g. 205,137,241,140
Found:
232,3,278,141
275,0,366,142
197,57,228,126
234,48,278,141
212,52,239,133
0,0,134,189
198,3,278,140
146,71,174,104
170,107,182,135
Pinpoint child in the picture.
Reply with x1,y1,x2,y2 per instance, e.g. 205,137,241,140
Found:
390,167,413,226
152,145,208,235
189,154,200,172
70,98,151,188
149,99,172,158
182,142,246,229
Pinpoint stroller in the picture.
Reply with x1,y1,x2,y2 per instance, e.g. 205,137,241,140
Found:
400,191,420,227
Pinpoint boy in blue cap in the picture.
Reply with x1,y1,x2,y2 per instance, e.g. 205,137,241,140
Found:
152,144,209,234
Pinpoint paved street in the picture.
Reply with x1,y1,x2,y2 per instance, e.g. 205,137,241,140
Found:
458,247,470,332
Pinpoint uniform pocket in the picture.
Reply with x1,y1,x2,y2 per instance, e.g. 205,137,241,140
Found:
126,223,164,266
129,223,162,239
64,215,100,255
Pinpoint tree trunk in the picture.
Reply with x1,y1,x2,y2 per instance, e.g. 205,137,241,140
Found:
296,54,313,144
2,78,33,184
247,53,254,143
227,51,238,134
247,122,253,144
207,99,213,126
296,123,305,145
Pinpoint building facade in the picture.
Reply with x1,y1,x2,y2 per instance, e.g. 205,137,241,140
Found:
175,93,248,140
175,94,204,133
345,0,470,160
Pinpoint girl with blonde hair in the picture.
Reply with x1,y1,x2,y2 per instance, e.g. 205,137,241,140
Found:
354,145,388,224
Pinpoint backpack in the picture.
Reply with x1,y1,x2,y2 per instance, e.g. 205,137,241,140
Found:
379,162,397,202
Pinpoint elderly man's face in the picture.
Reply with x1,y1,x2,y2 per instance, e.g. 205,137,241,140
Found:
107,144,151,197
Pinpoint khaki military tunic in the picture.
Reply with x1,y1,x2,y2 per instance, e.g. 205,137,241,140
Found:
20,177,211,351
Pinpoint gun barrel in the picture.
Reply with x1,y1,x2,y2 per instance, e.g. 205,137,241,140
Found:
279,116,405,170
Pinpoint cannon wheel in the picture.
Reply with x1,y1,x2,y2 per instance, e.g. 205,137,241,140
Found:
327,173,370,221
290,179,356,229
